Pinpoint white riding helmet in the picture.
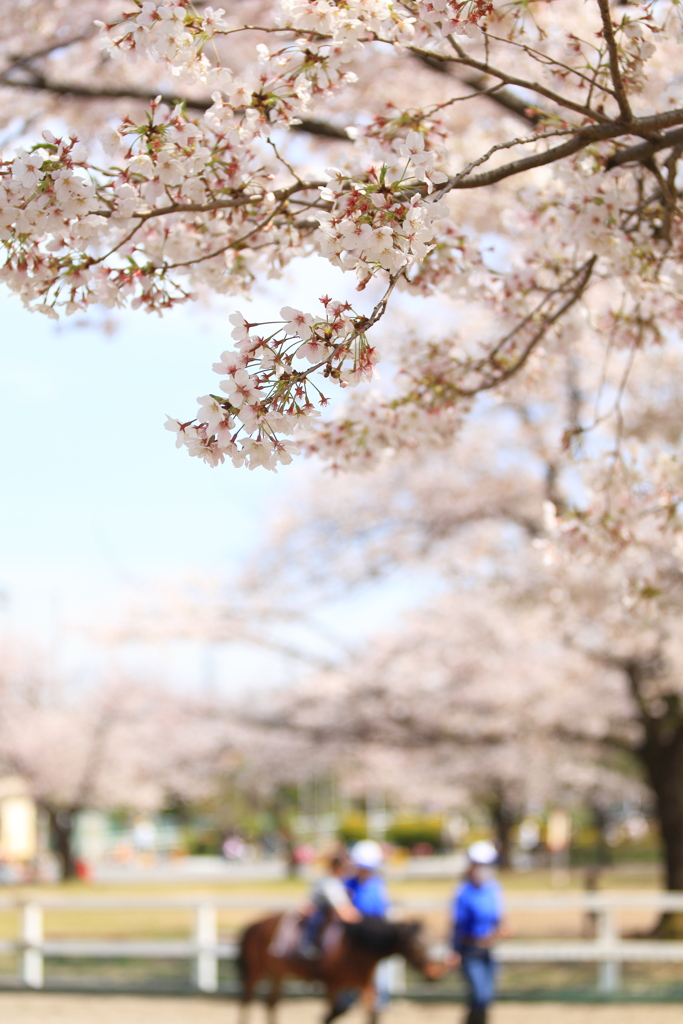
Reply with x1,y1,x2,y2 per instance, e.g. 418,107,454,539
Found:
350,839,384,870
467,841,498,866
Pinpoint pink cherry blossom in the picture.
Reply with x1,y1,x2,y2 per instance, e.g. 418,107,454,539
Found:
281,305,314,340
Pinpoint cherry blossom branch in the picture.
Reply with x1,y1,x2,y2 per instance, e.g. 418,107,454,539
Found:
483,30,618,101
457,257,597,397
4,31,95,66
416,54,545,126
442,108,683,192
596,0,633,122
435,38,611,123
608,126,683,168
0,72,352,140
2,0,682,476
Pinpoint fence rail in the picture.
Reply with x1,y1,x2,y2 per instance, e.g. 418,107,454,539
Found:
0,892,682,996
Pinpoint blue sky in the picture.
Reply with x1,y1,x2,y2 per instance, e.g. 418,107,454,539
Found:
0,295,282,597
0,288,294,686
0,266,436,693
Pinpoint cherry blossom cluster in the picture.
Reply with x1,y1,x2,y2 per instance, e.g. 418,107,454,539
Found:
414,1,494,37
540,440,683,621
0,98,289,316
98,1,233,85
317,159,449,278
279,0,414,45
101,0,373,98
165,295,383,470
2,0,683,473
161,154,458,469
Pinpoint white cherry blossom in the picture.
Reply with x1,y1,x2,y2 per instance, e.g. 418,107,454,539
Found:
280,305,314,339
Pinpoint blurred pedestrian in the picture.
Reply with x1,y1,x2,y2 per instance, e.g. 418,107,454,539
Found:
346,840,392,1014
346,840,390,917
451,841,506,1024
299,851,360,959
222,834,245,860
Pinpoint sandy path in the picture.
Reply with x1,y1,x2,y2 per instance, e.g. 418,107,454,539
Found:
1,994,682,1024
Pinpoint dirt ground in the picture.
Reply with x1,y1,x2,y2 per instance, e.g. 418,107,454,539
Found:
1,994,682,1024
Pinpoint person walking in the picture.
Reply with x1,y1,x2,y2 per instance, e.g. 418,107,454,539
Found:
346,840,390,918
346,840,393,1015
451,841,506,1024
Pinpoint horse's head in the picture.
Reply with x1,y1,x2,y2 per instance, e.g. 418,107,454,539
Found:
394,921,428,970
346,918,439,979
395,920,447,981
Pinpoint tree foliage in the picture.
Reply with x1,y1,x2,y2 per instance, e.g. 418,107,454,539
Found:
2,1,683,470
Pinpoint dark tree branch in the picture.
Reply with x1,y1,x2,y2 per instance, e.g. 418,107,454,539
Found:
5,31,94,65
596,0,633,122
456,257,597,396
0,73,352,140
444,108,683,193
431,38,611,123
607,126,683,168
446,135,588,191
457,71,544,125
417,53,544,126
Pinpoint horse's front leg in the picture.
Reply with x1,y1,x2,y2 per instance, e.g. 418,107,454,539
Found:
239,972,256,1024
266,971,282,1024
238,994,251,1024
323,987,358,1024
361,980,379,1024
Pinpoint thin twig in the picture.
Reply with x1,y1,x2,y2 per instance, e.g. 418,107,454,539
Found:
457,257,597,396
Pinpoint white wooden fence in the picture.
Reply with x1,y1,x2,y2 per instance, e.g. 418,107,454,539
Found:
2,892,683,996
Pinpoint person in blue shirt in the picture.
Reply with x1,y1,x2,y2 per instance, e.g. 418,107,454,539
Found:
451,841,506,1024
345,840,392,1014
346,840,390,918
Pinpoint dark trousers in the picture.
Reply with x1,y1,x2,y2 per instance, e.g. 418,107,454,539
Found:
301,908,325,947
461,947,496,1008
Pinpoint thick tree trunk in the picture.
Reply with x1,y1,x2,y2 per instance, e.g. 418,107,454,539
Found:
626,662,683,935
487,793,518,869
650,763,683,892
46,807,77,880
590,804,611,868
640,736,683,935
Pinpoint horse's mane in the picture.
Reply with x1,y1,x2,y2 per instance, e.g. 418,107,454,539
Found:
345,917,419,956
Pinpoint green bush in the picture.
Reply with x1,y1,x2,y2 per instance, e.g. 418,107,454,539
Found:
186,828,223,855
386,816,444,850
337,812,368,844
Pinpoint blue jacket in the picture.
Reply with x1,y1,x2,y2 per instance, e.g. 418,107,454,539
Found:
346,874,390,918
452,879,502,951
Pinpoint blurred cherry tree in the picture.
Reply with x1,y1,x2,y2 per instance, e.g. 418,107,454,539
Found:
0,645,228,877
244,332,683,913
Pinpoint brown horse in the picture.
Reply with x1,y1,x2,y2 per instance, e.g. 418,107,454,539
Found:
238,913,438,1024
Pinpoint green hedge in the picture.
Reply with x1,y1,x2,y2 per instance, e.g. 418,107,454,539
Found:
337,813,445,849
386,817,444,850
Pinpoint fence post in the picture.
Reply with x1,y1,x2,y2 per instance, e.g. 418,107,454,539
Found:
21,903,44,989
596,906,621,995
194,902,219,993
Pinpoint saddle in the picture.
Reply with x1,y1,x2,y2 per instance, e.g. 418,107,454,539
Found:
268,911,343,961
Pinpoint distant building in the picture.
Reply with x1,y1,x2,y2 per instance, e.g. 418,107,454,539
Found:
0,777,37,862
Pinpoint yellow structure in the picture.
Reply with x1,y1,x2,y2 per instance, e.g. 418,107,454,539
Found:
0,777,37,862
